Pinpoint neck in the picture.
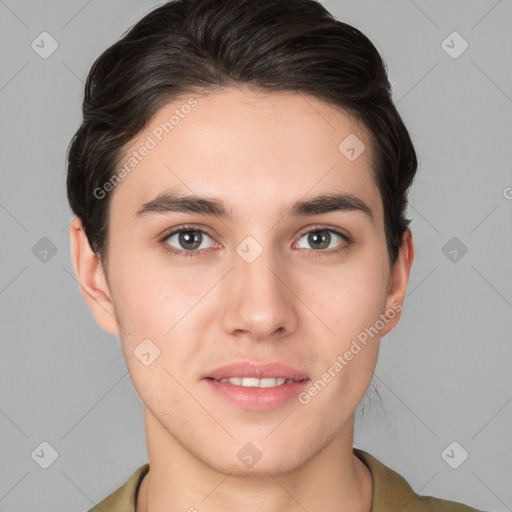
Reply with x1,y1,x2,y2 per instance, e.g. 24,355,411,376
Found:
137,408,373,512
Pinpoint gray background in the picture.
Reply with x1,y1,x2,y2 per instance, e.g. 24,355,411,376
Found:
1,0,511,510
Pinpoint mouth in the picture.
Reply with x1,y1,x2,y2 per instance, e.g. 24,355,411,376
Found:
205,376,307,388
203,361,310,410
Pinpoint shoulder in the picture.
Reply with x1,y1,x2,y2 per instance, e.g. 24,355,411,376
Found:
85,454,485,512
354,448,483,512
86,462,149,512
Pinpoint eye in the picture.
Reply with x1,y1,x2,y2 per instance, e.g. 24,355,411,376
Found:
293,227,350,255
160,226,216,258
159,225,351,259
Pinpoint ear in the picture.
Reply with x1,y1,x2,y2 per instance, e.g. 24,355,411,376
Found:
69,216,119,335
380,228,415,337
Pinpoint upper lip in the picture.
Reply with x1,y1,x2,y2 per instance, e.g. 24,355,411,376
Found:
204,361,310,381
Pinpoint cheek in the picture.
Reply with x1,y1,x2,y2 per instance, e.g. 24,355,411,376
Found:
298,254,390,341
108,246,194,332
302,257,388,393
108,248,219,375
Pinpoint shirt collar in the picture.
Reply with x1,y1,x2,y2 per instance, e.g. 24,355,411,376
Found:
89,448,425,512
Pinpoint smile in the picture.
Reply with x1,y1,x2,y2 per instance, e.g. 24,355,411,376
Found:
214,377,295,387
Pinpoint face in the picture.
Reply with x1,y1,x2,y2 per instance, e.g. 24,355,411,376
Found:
71,86,412,476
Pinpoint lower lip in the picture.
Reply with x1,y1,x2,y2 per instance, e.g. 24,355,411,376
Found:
204,379,310,410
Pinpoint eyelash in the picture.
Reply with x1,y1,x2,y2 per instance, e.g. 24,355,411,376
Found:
158,224,352,259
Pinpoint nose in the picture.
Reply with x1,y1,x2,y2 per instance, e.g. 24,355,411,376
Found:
220,242,299,341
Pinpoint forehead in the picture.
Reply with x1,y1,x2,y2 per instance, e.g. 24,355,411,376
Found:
110,86,382,224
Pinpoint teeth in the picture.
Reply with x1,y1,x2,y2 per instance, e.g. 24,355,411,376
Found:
218,377,291,387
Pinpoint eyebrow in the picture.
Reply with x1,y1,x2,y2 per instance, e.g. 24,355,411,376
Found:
133,190,373,222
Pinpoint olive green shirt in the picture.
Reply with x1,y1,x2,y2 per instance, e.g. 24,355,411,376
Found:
87,448,482,511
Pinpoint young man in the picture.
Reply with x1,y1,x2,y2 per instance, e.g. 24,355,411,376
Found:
67,0,482,510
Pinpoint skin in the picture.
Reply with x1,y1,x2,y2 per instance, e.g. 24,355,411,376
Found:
70,86,414,512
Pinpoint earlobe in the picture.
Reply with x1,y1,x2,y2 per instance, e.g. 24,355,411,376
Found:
69,216,119,336
381,228,415,337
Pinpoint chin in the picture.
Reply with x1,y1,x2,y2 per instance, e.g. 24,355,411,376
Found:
193,433,317,477
206,450,307,477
